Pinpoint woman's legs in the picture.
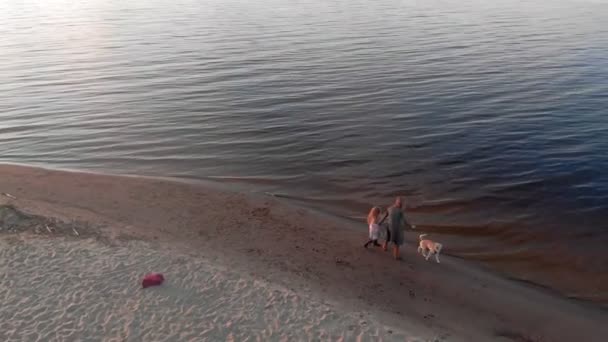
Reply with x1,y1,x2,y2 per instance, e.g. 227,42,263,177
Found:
393,245,401,260
383,227,391,251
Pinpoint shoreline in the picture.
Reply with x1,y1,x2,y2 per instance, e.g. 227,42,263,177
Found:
4,161,605,306
1,163,607,341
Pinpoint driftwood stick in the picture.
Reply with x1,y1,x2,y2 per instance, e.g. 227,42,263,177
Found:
1,193,17,199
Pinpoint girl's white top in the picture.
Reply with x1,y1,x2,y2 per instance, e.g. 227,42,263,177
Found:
369,223,380,240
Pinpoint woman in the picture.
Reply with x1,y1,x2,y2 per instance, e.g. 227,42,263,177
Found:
383,196,413,260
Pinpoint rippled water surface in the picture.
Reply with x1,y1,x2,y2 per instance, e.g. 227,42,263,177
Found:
1,0,608,302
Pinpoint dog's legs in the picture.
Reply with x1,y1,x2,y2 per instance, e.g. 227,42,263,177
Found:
435,245,443,263
425,251,431,261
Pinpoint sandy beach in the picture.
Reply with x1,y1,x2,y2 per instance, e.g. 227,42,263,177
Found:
1,164,606,341
1,236,414,341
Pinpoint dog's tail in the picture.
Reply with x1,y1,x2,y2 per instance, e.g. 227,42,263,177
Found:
419,234,427,241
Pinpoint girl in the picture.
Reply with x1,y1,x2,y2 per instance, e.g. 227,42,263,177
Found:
364,206,385,248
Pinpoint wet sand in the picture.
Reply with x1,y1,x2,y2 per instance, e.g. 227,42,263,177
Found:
1,164,606,341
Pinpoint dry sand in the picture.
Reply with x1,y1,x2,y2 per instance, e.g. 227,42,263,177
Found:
0,236,413,341
1,164,606,341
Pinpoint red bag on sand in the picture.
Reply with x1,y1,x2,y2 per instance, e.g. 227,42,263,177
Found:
142,273,165,288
